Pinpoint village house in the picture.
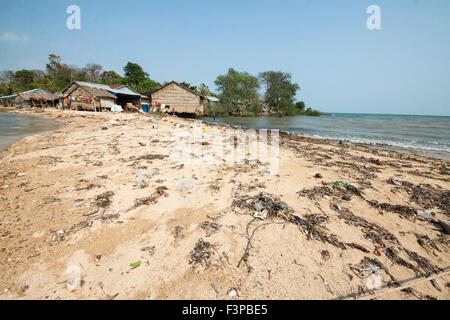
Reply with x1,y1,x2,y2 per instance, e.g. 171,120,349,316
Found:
144,81,218,116
61,81,150,112
0,89,61,108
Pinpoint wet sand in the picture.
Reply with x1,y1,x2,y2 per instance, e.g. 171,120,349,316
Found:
0,108,448,300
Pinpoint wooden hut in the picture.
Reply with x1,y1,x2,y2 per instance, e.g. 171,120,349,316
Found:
14,89,61,108
145,81,208,116
62,82,117,112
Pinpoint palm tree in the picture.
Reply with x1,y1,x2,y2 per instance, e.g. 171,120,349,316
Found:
198,83,210,96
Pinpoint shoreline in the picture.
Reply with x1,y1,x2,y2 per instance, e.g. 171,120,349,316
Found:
0,109,65,154
0,109,448,300
202,117,450,162
2,107,448,162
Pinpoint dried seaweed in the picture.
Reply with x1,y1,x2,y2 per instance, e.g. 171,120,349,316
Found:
189,239,214,266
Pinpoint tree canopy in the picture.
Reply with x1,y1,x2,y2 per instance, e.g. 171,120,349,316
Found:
214,68,260,114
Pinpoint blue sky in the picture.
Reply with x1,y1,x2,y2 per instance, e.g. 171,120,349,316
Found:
0,0,449,115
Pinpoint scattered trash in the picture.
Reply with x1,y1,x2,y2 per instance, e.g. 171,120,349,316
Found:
228,288,238,297
73,199,85,207
130,261,141,269
314,173,323,178
438,220,450,234
416,210,435,221
65,265,82,291
368,158,384,166
253,210,268,220
374,246,383,256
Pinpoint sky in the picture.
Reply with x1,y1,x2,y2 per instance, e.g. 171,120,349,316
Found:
0,0,449,116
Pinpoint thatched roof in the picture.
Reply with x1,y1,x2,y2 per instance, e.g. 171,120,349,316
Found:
78,85,116,99
17,90,60,101
144,81,206,99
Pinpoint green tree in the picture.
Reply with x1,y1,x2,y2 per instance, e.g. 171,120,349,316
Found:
295,101,306,113
259,71,300,113
45,54,74,90
214,68,260,114
123,62,148,86
101,70,123,84
13,70,35,91
198,83,212,96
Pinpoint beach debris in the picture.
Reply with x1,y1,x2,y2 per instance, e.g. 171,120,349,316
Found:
73,199,85,207
50,230,65,245
438,220,450,234
207,212,226,221
177,179,196,192
228,288,238,297
349,257,384,280
366,200,417,220
298,183,362,202
330,181,350,186
130,261,141,269
189,239,214,266
141,246,156,255
135,168,159,188
95,191,114,208
416,210,435,221
134,186,168,208
36,196,59,207
232,192,294,222
347,243,370,253
368,158,384,166
302,214,347,249
172,226,184,238
314,173,323,178
65,265,82,291
198,221,221,237
321,250,331,261
415,234,440,252
135,153,167,161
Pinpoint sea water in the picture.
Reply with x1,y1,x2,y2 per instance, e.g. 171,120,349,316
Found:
204,113,450,160
0,112,62,152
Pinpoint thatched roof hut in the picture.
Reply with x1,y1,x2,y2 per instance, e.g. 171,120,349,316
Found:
145,81,209,116
14,89,61,108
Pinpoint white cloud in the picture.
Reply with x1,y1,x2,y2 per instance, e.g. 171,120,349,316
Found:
0,32,30,42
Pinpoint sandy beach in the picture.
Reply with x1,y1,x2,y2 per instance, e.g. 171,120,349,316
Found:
0,108,448,300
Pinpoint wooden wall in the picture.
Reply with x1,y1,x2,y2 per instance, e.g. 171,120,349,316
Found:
151,83,206,115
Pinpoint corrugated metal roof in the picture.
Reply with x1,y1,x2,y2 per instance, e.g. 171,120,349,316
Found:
73,81,148,98
206,96,220,102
